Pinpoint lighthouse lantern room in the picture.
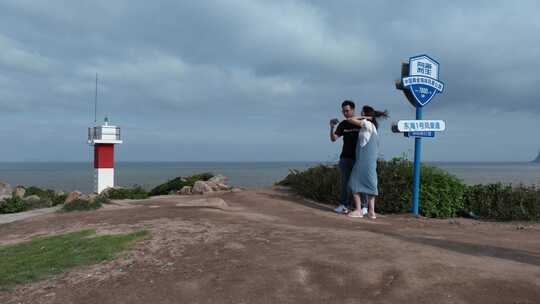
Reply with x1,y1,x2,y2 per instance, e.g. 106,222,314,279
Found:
88,117,122,193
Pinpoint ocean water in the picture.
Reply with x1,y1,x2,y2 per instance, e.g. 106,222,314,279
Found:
0,161,539,193
428,162,540,186
0,162,319,193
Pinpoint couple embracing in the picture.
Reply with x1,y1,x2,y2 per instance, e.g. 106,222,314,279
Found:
330,100,388,219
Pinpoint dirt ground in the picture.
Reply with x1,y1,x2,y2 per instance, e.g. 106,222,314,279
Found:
1,187,539,304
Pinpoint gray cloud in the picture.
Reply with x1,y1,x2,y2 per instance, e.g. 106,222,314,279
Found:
0,0,539,161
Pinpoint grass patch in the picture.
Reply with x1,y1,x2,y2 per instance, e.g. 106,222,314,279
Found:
0,229,148,287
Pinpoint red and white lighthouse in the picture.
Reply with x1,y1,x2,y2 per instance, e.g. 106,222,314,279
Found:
88,118,122,193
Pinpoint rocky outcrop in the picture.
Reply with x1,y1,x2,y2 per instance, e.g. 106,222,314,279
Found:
179,186,192,195
0,182,13,201
79,194,98,203
533,151,540,163
181,175,234,195
23,195,41,203
13,186,26,198
64,191,82,204
192,181,214,194
208,175,228,185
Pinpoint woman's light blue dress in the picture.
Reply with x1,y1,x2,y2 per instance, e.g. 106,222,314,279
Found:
348,124,379,196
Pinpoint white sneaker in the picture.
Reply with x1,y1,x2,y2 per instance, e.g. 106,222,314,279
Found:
362,207,368,216
334,204,349,214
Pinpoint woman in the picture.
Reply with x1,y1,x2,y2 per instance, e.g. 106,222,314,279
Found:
346,105,388,219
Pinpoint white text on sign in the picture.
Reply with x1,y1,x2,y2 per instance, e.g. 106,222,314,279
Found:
396,120,446,132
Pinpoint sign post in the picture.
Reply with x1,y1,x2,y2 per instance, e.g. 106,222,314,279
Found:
394,55,444,216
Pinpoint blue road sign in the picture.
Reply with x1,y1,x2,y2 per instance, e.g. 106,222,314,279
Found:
396,54,445,217
404,131,435,138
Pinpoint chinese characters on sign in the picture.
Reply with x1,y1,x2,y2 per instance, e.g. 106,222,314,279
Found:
416,62,432,75
396,120,446,132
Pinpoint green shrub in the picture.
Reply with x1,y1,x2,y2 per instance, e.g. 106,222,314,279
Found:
464,183,540,221
278,165,341,203
25,198,54,210
52,193,68,206
149,173,214,196
24,186,54,199
0,197,28,214
279,159,466,218
377,158,465,218
24,186,66,207
106,186,149,200
61,196,108,212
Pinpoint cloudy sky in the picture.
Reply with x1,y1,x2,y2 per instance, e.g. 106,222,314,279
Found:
1,0,539,162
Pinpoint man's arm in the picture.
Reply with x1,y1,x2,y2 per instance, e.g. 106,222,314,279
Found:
330,119,340,142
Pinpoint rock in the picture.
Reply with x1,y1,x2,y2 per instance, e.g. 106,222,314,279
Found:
208,175,227,185
231,188,243,193
179,186,192,195
79,194,98,203
216,183,231,191
13,186,26,198
64,191,82,204
205,181,220,191
192,181,213,194
100,187,123,198
24,195,41,202
0,181,13,201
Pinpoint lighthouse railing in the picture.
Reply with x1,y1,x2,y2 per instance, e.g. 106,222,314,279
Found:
88,126,121,142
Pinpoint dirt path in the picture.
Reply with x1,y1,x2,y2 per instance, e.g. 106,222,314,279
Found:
1,187,539,304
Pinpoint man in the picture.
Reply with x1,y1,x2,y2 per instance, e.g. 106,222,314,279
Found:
330,100,368,215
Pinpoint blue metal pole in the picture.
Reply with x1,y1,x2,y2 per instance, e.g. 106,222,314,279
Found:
412,106,423,216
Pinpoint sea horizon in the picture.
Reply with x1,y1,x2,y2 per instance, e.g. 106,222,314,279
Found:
1,161,539,194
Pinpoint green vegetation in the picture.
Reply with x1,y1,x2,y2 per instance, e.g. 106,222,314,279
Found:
0,197,27,214
61,196,109,212
279,159,540,220
464,183,540,221
0,186,69,214
149,173,214,196
24,186,67,207
105,186,150,200
0,229,148,287
24,186,68,207
376,158,465,218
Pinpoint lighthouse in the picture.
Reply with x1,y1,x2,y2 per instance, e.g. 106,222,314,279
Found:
88,117,122,193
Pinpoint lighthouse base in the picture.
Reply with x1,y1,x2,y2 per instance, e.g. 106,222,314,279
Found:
94,168,115,194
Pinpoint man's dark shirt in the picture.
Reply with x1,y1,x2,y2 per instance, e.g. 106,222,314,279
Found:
335,121,360,160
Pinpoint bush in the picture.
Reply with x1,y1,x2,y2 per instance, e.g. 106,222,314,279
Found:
106,186,149,200
24,186,66,207
61,196,108,212
24,186,54,199
279,159,466,218
0,197,27,214
25,198,54,210
464,183,540,221
149,173,214,196
377,158,465,218
278,165,341,203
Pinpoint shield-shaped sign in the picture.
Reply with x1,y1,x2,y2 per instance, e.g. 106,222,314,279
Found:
402,55,444,107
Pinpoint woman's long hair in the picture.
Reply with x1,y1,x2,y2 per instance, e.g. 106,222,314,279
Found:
361,105,389,129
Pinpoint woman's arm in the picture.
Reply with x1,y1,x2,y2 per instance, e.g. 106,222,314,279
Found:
347,116,372,127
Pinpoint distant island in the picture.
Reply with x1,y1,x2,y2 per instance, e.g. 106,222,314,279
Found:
533,151,540,163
